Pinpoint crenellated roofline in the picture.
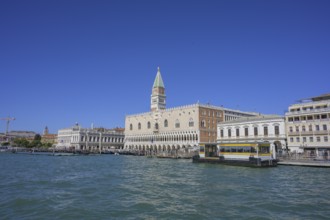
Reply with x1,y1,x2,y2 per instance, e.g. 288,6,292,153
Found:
126,103,259,118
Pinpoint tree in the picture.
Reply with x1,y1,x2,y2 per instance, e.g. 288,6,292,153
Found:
29,140,42,148
21,139,30,148
43,142,52,148
34,134,42,141
13,138,29,148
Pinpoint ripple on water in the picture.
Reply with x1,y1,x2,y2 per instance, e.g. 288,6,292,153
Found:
1,154,330,219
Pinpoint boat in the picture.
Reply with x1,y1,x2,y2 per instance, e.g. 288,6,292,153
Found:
53,152,76,156
0,146,9,152
192,142,277,167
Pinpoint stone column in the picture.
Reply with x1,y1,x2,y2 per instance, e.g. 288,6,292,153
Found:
99,133,102,153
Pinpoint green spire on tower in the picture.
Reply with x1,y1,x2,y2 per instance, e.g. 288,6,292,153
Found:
153,67,165,88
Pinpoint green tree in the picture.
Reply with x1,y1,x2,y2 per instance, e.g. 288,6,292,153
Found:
2,142,10,146
34,134,42,141
13,138,29,148
21,139,30,148
29,140,42,148
43,142,52,148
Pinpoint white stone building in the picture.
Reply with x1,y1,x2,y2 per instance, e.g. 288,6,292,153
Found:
57,123,124,151
124,67,258,156
217,115,287,158
285,94,330,157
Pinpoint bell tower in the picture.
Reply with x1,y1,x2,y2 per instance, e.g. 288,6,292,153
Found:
151,67,166,111
43,126,49,135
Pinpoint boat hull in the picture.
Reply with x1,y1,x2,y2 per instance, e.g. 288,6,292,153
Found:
192,155,277,167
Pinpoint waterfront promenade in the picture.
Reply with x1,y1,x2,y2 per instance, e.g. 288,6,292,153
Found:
8,147,330,167
277,152,330,168
278,160,330,167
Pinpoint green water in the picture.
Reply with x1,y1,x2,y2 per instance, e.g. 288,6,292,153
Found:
0,153,329,219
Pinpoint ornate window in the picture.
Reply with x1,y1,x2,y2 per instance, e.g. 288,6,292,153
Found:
138,123,141,130
245,127,248,136
275,125,280,135
264,126,268,136
155,123,159,130
228,129,232,137
254,126,258,136
130,124,133,130
189,118,194,127
175,119,180,128
164,119,168,127
309,125,313,131
201,120,206,128
236,128,240,137
147,121,151,129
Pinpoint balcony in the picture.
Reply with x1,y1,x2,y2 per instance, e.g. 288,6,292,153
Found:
314,130,328,135
288,132,300,136
300,131,314,136
286,107,330,116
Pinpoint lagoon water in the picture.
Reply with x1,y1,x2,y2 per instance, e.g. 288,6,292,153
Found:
0,153,329,220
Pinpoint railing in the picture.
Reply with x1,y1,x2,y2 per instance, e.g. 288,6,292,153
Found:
277,152,330,161
314,130,328,135
288,132,300,136
124,140,199,146
300,131,313,135
286,107,330,116
288,131,329,136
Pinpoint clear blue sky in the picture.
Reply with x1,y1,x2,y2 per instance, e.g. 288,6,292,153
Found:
1,0,329,134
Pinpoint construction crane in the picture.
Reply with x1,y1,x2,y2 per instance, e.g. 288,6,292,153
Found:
0,117,15,135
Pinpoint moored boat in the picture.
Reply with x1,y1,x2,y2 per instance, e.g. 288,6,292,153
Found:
192,142,277,167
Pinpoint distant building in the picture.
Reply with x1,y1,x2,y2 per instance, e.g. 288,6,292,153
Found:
124,67,258,155
217,115,287,158
41,126,57,146
56,123,124,151
43,126,49,135
6,130,36,142
0,133,7,142
285,93,330,157
7,130,36,138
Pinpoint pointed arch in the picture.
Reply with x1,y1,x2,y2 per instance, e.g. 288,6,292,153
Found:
189,118,194,127
164,119,168,127
175,119,180,128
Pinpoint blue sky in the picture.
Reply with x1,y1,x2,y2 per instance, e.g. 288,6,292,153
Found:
1,0,329,134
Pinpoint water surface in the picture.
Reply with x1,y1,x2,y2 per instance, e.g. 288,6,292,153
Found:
0,153,329,219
